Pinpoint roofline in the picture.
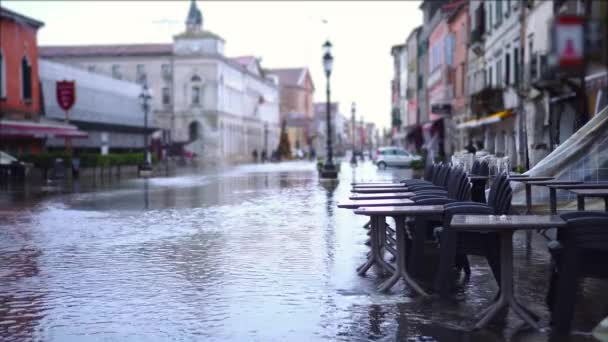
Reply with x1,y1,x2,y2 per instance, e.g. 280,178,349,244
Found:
406,26,422,43
0,6,44,28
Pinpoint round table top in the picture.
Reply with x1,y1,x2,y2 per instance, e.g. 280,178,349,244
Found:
349,193,415,200
509,176,555,182
450,214,566,231
354,205,445,216
337,198,415,209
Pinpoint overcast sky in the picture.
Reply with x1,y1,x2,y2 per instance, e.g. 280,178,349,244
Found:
3,0,422,130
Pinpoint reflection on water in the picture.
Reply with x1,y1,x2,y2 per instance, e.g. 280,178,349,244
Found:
0,161,606,341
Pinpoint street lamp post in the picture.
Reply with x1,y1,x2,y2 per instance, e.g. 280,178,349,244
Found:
350,101,357,165
321,40,337,178
139,84,152,169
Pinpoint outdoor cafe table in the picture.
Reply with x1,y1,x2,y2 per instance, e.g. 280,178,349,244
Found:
450,214,567,330
337,199,414,209
351,181,398,186
350,193,416,200
508,176,555,214
524,180,582,214
352,184,407,189
352,187,415,194
354,205,445,296
566,188,608,211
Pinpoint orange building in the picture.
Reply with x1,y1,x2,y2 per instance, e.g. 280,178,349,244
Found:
0,7,83,156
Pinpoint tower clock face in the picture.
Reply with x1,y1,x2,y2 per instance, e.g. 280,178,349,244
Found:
190,43,202,52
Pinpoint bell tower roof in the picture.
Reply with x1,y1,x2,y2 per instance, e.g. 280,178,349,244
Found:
186,0,203,32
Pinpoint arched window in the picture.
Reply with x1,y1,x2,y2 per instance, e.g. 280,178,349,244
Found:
190,74,202,106
21,56,32,101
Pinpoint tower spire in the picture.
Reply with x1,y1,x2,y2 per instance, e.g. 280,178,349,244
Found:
186,0,203,32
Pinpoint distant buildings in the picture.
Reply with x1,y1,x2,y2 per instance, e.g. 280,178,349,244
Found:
39,0,281,164
391,0,608,169
266,67,315,153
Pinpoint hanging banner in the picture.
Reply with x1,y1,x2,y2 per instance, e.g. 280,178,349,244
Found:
56,80,76,112
555,15,584,68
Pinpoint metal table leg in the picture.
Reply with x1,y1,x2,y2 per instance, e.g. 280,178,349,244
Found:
474,231,542,330
357,215,394,276
550,188,557,214
378,216,429,297
577,195,585,210
525,184,532,214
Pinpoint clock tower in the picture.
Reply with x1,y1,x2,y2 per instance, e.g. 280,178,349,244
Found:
173,0,225,56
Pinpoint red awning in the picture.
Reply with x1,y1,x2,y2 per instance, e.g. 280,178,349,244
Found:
0,120,88,139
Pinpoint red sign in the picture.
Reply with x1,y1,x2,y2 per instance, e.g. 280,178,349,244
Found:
56,80,76,111
556,15,584,67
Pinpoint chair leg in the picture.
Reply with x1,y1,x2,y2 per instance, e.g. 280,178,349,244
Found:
434,230,458,297
552,248,580,333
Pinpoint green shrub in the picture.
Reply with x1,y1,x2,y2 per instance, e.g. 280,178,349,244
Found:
410,159,424,170
22,152,149,169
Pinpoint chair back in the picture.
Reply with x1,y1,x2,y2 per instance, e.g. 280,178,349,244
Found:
478,161,490,176
471,160,481,175
561,212,608,250
424,163,435,181
434,164,451,187
488,173,512,214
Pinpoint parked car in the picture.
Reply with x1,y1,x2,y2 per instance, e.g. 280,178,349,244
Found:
373,146,422,168
0,151,31,181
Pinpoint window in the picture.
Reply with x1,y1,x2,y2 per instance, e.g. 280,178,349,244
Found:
21,56,32,101
162,87,171,105
0,50,5,98
505,53,511,85
111,64,122,79
87,65,96,73
192,86,201,105
495,1,503,27
514,48,520,85
486,2,492,32
445,34,454,66
161,64,171,78
488,66,493,86
136,64,146,84
496,59,502,86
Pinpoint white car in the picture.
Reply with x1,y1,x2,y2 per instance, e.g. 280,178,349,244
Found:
0,151,20,165
374,147,422,168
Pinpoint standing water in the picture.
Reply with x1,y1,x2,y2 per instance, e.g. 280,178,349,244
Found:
0,161,606,341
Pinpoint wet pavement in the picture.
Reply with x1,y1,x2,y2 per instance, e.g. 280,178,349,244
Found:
1,161,606,341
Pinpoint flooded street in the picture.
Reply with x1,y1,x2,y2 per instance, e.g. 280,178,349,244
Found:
1,161,606,342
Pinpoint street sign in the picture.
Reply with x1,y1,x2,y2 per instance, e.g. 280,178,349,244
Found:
56,80,76,112
555,15,584,68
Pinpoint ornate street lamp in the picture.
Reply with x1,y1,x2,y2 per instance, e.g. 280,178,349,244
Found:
350,101,357,165
321,40,337,178
139,84,152,169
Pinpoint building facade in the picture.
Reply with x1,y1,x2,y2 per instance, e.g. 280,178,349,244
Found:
266,68,315,153
0,7,83,156
38,0,280,164
39,59,152,153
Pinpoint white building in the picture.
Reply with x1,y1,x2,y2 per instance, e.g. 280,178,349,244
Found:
39,0,280,164
39,59,150,152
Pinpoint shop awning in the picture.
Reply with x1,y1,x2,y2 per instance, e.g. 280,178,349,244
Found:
0,119,88,139
456,110,514,129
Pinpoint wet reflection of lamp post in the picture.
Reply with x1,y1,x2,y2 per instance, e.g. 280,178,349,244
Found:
321,40,337,179
350,102,357,165
139,84,152,169
264,121,269,157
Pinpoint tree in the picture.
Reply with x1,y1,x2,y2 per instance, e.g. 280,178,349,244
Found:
277,119,292,159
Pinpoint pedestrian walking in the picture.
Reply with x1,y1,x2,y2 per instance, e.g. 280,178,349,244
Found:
252,149,258,163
